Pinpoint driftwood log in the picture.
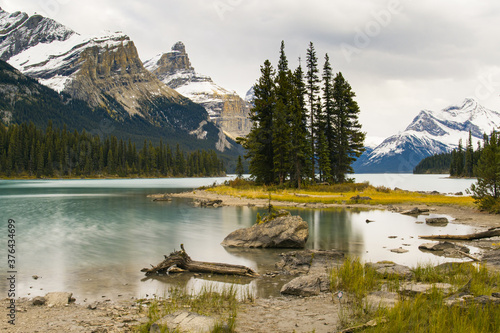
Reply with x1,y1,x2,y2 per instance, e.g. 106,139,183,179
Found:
419,227,500,241
141,244,259,277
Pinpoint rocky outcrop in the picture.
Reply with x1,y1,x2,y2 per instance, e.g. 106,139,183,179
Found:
147,41,193,83
401,207,430,215
280,273,330,296
194,199,223,207
399,282,453,297
363,291,399,311
277,249,343,297
221,211,309,248
144,42,252,139
365,262,413,279
44,292,74,307
55,35,183,118
419,241,469,254
425,217,449,226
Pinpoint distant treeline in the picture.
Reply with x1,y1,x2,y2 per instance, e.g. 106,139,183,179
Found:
0,121,225,178
412,152,453,174
413,131,483,177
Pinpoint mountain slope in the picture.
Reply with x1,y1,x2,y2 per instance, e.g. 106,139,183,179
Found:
0,8,74,60
353,98,500,173
0,7,234,153
0,59,230,152
144,42,252,139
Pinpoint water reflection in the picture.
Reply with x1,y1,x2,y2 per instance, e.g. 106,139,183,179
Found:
0,179,481,303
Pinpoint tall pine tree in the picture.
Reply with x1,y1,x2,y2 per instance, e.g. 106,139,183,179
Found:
273,41,292,185
306,42,320,181
289,62,312,188
330,72,365,183
469,131,500,213
242,60,276,184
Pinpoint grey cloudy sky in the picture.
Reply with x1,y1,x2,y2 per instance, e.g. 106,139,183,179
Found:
2,0,500,144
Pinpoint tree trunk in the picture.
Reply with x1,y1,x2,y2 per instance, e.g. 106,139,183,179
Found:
419,227,500,241
141,244,259,277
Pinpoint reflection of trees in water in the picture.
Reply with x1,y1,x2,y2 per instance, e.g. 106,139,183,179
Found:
143,272,257,300
290,208,365,257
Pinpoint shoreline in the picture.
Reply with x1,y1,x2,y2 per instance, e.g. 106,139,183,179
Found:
160,189,500,229
3,188,498,332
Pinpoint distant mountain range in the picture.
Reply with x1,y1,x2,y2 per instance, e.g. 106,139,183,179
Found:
353,98,500,173
0,7,247,159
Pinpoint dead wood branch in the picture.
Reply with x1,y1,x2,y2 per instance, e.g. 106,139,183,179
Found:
419,228,500,241
141,244,259,277
457,250,481,262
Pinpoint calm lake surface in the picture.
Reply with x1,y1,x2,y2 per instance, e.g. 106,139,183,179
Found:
0,175,480,301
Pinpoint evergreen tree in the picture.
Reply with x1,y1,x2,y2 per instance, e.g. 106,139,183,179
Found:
242,60,276,184
107,148,115,174
240,41,365,186
174,144,186,176
316,124,331,182
330,72,365,183
273,41,292,185
464,130,474,177
456,139,465,176
236,155,244,178
322,54,335,162
305,42,320,181
469,131,500,213
289,63,311,189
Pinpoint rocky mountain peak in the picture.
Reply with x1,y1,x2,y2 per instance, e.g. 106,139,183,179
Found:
0,8,75,61
172,41,186,53
144,41,252,139
143,41,194,84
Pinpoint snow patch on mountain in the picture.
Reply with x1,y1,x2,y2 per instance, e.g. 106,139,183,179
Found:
6,31,129,92
0,7,75,61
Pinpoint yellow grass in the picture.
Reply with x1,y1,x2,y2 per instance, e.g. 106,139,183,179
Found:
206,184,475,207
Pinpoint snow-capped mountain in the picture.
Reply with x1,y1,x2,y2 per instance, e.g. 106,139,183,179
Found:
0,8,178,116
353,98,500,173
144,42,252,140
0,7,237,153
245,87,255,105
0,9,74,61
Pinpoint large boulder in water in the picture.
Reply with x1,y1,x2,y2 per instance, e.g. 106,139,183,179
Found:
221,210,309,248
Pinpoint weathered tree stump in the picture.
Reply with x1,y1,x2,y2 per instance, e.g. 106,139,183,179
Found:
141,244,259,277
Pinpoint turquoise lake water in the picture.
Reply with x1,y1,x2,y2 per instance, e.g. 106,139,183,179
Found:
0,176,479,301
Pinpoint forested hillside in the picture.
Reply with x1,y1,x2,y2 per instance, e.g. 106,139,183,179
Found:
0,122,225,178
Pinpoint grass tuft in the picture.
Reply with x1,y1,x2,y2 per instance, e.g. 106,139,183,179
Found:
332,259,500,332
133,284,250,332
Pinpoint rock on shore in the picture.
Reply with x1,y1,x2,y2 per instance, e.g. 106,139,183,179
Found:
221,211,309,248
